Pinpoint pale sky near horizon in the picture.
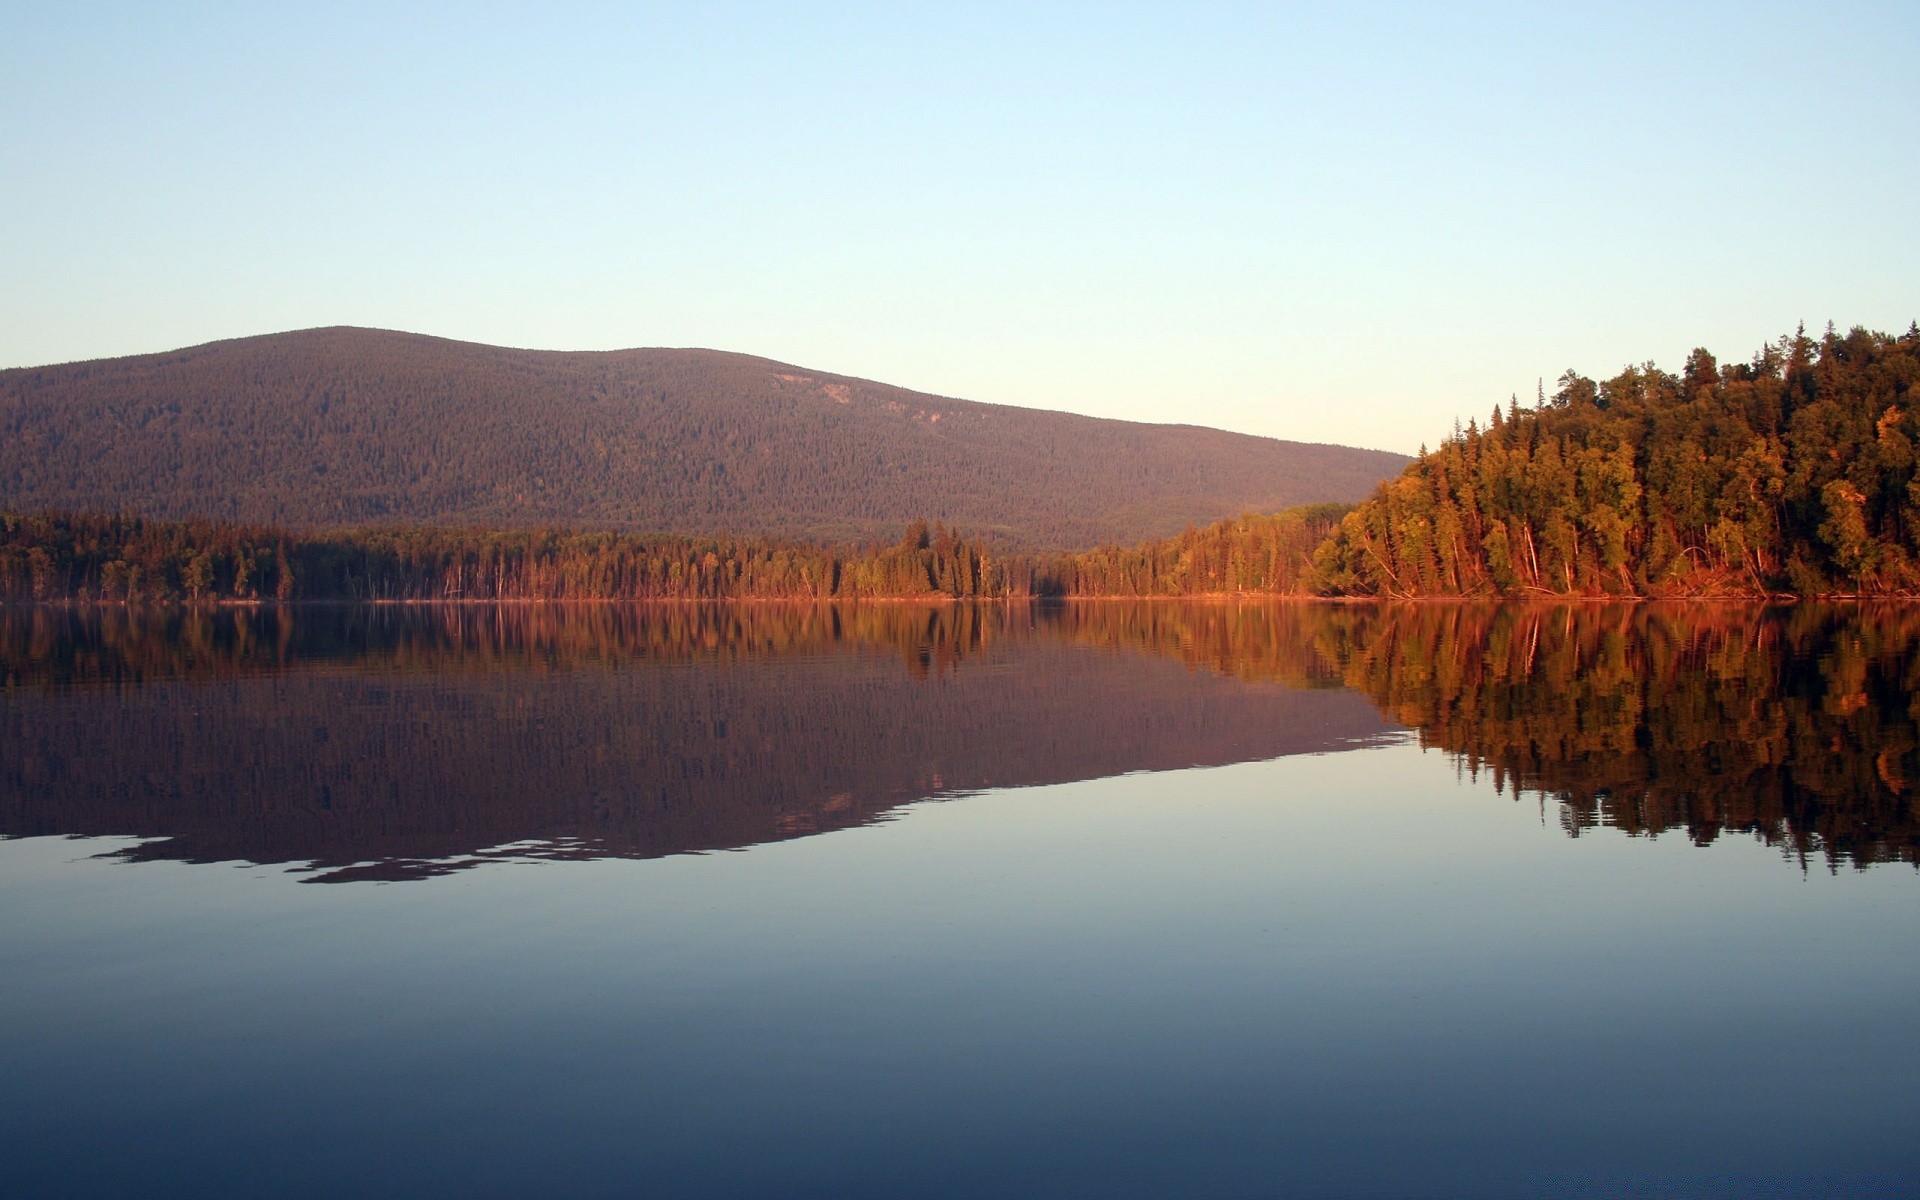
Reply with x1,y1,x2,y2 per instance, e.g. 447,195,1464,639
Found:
2,2,1914,455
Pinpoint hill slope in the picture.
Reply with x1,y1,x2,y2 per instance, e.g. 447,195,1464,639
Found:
0,327,1406,548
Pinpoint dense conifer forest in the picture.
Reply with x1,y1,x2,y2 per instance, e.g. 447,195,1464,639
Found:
0,507,1351,602
1046,504,1347,596
0,512,1005,601
0,327,1406,548
1315,324,1920,596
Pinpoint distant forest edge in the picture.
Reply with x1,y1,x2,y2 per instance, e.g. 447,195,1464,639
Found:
0,327,1407,548
0,506,1347,602
1316,323,1920,597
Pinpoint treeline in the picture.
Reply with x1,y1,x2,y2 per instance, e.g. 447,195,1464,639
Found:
1316,324,1920,596
0,513,1016,602
0,507,1352,603
1047,505,1347,596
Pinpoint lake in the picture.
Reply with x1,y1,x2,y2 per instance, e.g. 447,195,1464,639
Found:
3,601,1917,1198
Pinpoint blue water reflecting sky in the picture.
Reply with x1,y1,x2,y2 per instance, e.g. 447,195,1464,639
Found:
5,742,1916,1198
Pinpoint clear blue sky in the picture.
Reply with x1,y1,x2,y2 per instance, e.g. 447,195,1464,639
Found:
3,2,1913,454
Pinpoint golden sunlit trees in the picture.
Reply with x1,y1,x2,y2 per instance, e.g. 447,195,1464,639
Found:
1315,325,1920,596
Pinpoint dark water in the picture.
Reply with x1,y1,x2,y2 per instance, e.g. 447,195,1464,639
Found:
2,602,1916,1198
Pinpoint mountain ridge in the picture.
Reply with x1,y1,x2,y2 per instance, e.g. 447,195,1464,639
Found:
0,326,1407,549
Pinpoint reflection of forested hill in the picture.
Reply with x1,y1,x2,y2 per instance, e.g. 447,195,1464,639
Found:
10,600,1916,877
0,604,1397,881
1309,602,1920,869
1027,600,1920,870
0,327,1406,548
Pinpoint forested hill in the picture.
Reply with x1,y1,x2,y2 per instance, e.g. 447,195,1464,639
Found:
1315,324,1920,596
0,327,1407,549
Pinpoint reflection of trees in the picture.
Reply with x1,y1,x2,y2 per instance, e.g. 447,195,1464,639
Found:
1047,601,1346,689
0,600,1355,692
7,600,1917,873
1304,602,1920,869
0,603,1011,690
0,602,1393,880
1030,600,1920,870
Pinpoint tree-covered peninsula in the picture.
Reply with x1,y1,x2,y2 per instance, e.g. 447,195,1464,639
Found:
1315,324,1920,596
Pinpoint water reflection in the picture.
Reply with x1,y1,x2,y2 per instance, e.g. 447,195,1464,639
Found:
7,602,1916,1200
985,600,1920,871
4,601,1918,877
1310,603,1920,870
0,603,1395,880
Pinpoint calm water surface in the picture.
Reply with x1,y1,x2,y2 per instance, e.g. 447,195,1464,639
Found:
2,602,1916,1198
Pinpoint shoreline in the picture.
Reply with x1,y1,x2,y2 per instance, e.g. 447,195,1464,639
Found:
3,592,1909,610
